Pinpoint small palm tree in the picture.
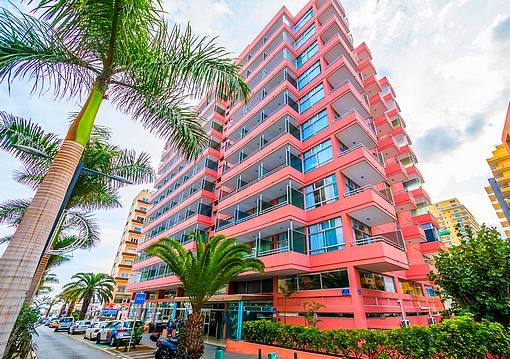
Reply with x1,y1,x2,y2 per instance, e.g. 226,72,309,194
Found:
44,297,62,318
278,285,295,325
146,232,264,359
0,0,249,346
62,273,115,320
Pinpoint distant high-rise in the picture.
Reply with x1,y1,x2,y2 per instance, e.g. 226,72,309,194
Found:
430,198,481,246
128,0,444,334
110,190,150,316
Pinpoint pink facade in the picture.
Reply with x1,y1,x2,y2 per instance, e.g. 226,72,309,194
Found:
127,0,444,335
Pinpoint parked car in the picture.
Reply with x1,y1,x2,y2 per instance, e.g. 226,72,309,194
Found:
95,321,120,344
54,317,74,332
96,320,144,346
84,321,110,340
44,317,57,326
68,320,92,334
50,319,60,328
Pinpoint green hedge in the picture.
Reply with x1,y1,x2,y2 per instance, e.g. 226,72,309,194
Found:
242,316,510,359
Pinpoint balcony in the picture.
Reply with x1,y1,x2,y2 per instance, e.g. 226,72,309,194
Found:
393,191,417,213
323,34,356,73
224,115,300,166
243,228,310,275
358,58,376,79
216,182,305,231
352,232,409,272
405,262,435,281
328,78,370,117
343,185,396,226
363,75,381,99
385,161,408,184
355,42,372,63
396,144,417,162
401,224,426,244
221,140,302,187
373,113,392,136
333,110,377,150
420,240,446,256
227,88,299,141
369,93,388,118
338,144,385,187
412,212,440,229
406,164,424,183
411,187,431,205
320,20,357,70
317,1,350,45
378,136,399,158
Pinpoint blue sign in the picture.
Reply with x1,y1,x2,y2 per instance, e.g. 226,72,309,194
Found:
101,308,118,316
341,288,350,296
134,292,146,305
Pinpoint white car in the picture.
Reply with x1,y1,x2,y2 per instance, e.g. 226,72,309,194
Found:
84,321,110,340
94,321,120,344
69,320,92,334
95,320,144,346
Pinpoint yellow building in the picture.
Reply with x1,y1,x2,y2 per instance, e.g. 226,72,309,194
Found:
486,144,510,238
110,190,151,306
430,198,481,247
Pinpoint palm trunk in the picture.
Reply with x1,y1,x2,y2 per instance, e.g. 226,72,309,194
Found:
178,311,204,359
25,252,51,304
79,296,92,320
68,301,76,316
0,82,105,355
45,303,54,318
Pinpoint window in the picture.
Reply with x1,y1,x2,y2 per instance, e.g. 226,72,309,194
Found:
298,61,321,89
300,83,324,113
400,280,423,295
296,42,318,68
359,270,396,292
121,273,129,278
295,25,316,49
421,223,440,242
293,8,314,32
303,139,332,173
133,227,142,233
301,109,328,140
305,174,338,209
345,177,361,194
278,269,349,292
308,218,344,254
117,286,126,293
424,285,438,297
232,279,273,294
352,218,371,241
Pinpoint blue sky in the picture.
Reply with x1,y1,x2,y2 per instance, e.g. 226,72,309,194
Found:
0,0,509,296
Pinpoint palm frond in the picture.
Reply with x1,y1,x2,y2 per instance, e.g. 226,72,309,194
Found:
108,83,208,160
110,149,155,186
0,111,58,170
46,254,71,270
57,210,101,249
0,198,30,226
12,167,45,190
0,7,97,99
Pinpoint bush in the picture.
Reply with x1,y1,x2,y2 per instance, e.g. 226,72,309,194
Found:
242,316,510,359
3,304,40,359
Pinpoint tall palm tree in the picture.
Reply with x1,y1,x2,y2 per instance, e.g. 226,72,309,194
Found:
146,232,264,359
44,297,62,318
0,0,249,350
62,273,115,320
58,290,80,317
0,113,155,301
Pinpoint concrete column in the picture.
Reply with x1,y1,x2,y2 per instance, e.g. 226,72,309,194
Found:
347,265,368,328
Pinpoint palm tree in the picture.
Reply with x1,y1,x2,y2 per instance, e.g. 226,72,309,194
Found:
36,272,59,297
44,297,62,318
58,290,80,317
0,113,155,300
146,232,264,359
62,273,115,320
0,0,249,349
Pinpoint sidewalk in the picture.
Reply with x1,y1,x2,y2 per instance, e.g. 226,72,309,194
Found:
140,334,257,359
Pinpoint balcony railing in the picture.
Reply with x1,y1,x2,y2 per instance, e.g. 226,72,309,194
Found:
353,232,405,251
344,184,393,205
339,143,384,166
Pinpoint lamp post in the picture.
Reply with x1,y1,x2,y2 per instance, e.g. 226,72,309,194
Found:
12,144,133,302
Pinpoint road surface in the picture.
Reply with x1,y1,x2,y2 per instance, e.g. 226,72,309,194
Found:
34,325,114,359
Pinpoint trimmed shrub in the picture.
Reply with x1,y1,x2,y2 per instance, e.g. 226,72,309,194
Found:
241,315,510,359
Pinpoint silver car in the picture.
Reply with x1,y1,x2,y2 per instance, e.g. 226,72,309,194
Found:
68,320,92,334
54,317,74,332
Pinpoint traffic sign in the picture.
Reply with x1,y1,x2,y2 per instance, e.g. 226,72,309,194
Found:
134,292,146,305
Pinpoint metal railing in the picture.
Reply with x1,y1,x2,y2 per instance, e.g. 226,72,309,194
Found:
339,143,384,166
344,184,393,205
352,235,405,252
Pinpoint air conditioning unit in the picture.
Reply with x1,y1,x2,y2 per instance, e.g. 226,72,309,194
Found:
400,320,410,328
428,317,437,325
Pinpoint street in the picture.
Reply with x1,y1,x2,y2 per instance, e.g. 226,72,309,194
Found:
33,326,255,359
34,326,155,359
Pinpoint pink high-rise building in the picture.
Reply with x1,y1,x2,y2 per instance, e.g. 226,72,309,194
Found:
127,0,444,339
